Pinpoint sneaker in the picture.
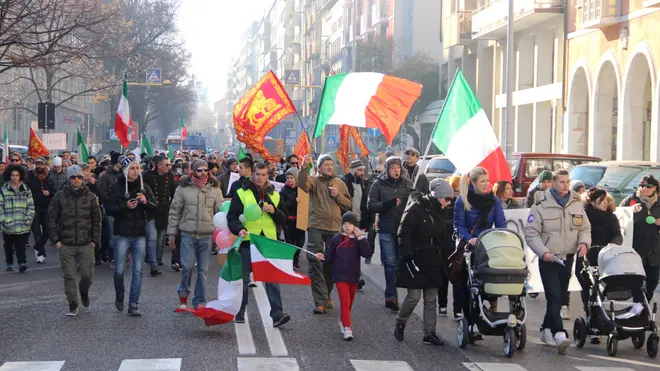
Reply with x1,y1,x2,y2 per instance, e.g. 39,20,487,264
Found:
18,263,27,273
561,305,570,320
365,257,371,264
234,313,245,323
540,328,556,346
66,303,78,317
454,312,464,321
327,299,334,309
102,256,110,263
339,321,345,335
150,268,162,277
313,305,327,314
272,313,291,328
385,298,400,312
115,300,124,312
438,307,448,317
128,305,142,317
157,260,164,266
179,296,188,310
5,264,13,272
109,261,115,270
590,335,601,344
394,322,405,341
171,262,181,272
80,293,90,308
343,326,353,341
94,260,102,266
555,332,571,354
249,273,257,287
423,332,445,346
357,278,366,291
36,255,46,264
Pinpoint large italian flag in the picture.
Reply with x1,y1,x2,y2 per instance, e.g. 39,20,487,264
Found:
431,69,511,185
250,235,311,285
314,72,422,145
114,79,131,147
175,248,242,326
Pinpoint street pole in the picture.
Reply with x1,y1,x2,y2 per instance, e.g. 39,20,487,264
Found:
504,0,514,159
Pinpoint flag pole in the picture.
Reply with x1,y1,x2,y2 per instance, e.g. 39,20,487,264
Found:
293,111,317,159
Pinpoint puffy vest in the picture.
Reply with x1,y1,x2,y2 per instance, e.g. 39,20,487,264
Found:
236,188,280,241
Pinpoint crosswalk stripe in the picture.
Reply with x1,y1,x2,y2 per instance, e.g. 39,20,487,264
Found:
350,360,414,371
463,363,527,371
587,355,660,369
0,361,65,371
234,312,256,355
575,367,636,371
237,357,300,371
117,358,182,371
254,284,287,356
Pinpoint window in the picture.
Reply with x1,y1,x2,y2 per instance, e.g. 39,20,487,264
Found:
570,165,606,188
426,158,456,174
524,158,551,178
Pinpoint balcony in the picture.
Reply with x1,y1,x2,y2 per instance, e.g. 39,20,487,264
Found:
471,0,563,40
443,11,474,48
581,0,617,29
318,0,338,13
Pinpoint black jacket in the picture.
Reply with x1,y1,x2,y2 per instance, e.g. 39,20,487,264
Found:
404,163,429,194
621,195,660,266
396,193,447,289
47,184,102,247
279,185,298,218
367,173,413,234
105,175,157,237
342,172,372,229
526,185,542,208
218,170,237,198
227,180,287,237
584,204,623,247
143,170,176,230
25,170,55,210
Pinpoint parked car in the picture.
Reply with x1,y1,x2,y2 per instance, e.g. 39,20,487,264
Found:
0,144,28,161
509,152,601,197
417,155,457,181
589,162,660,204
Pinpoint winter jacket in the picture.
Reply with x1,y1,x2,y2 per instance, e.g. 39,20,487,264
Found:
368,173,413,234
167,175,224,237
144,170,176,230
227,180,287,237
218,170,237,198
621,195,660,266
0,182,35,234
584,204,623,247
403,163,429,194
48,169,68,194
105,175,157,237
98,166,121,203
526,185,542,208
525,189,592,259
342,172,373,229
298,171,352,232
25,170,55,210
397,194,447,289
323,233,371,284
47,184,102,247
454,186,506,242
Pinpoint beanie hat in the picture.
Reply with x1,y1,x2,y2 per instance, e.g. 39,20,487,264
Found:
404,148,420,157
429,178,454,199
539,170,553,182
571,180,585,192
385,156,402,170
286,167,299,178
67,165,84,179
448,174,461,190
349,160,366,174
36,157,47,164
317,154,333,168
341,211,359,227
53,156,62,167
111,152,121,165
120,155,144,197
191,159,208,172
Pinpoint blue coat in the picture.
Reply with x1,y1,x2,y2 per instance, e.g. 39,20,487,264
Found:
454,189,506,242
324,233,372,284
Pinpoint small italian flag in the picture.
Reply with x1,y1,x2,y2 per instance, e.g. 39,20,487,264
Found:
181,114,188,140
250,235,311,285
175,248,242,326
115,79,131,147
431,69,511,184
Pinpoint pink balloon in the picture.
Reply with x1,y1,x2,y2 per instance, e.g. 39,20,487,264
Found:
215,229,237,249
213,229,221,242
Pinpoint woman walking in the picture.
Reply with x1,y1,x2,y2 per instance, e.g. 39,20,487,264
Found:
1,164,35,272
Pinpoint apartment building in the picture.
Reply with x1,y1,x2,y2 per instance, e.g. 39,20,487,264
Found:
564,0,660,161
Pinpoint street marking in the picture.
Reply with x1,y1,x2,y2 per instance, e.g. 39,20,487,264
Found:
463,363,527,371
237,357,299,371
575,367,635,371
0,361,65,371
350,360,414,371
254,284,287,356
587,355,660,369
117,358,182,371
234,312,256,355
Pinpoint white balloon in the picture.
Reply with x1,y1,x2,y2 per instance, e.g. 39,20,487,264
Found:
213,212,228,230
239,214,246,223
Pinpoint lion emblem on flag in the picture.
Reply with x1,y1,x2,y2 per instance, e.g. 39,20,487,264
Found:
245,90,282,130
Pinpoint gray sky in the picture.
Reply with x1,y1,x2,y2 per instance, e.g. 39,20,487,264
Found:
178,0,272,105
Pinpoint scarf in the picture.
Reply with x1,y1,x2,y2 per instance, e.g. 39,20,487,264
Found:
338,233,356,249
191,175,208,189
636,188,658,210
467,187,495,228
550,188,571,207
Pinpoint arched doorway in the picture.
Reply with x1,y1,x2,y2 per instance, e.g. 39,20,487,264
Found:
621,51,654,160
592,57,619,160
567,66,590,155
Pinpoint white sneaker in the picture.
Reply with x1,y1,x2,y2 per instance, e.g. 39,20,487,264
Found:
339,321,345,335
249,273,257,288
178,303,188,310
36,255,46,264
561,305,570,320
343,326,353,341
540,328,556,346
554,332,571,354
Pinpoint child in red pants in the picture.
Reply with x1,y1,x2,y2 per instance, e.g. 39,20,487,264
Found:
316,212,372,340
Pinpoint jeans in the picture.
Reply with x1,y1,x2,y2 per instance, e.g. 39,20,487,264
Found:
561,254,575,308
178,235,212,308
397,288,439,334
306,228,335,307
237,241,283,318
30,208,49,257
3,233,29,265
379,233,400,300
644,264,660,301
539,259,570,336
146,220,166,268
114,235,146,306
59,244,94,304
104,215,116,262
336,282,357,327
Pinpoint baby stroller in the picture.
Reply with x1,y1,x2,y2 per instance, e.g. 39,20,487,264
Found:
457,229,529,358
573,244,658,358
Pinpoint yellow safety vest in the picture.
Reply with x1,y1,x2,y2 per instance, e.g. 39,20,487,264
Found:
236,188,280,241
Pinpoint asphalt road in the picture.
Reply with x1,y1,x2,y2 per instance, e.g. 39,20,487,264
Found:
1,238,659,371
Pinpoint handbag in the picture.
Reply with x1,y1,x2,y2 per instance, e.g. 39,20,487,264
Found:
446,215,478,284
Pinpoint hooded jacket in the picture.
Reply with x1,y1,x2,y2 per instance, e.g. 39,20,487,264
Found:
105,174,157,237
26,169,55,210
47,183,101,247
367,172,413,234
298,170,352,232
48,168,68,193
167,175,224,237
0,182,35,234
324,232,372,284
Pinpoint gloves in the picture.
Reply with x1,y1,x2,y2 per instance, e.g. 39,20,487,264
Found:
384,198,397,209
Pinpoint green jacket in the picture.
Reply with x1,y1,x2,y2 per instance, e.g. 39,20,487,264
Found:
0,182,35,234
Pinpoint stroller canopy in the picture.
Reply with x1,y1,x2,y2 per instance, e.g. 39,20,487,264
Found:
475,229,527,273
598,244,646,280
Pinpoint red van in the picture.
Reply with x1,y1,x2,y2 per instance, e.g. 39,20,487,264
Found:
509,152,601,197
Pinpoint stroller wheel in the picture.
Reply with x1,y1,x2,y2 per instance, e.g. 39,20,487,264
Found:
573,317,588,348
516,323,527,351
647,334,659,358
607,334,618,357
632,332,646,349
504,327,516,358
457,318,470,349
529,293,539,299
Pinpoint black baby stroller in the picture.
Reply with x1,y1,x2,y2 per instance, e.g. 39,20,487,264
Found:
457,229,529,358
573,244,658,358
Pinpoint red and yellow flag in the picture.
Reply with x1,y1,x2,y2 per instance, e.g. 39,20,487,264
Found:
28,128,50,158
292,131,311,158
337,125,370,172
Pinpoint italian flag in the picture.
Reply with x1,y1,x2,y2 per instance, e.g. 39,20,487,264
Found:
431,69,511,185
181,115,188,140
314,72,422,145
250,235,311,285
115,79,131,147
175,248,242,326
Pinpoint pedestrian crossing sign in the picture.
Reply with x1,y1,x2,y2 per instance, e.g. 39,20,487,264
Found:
146,68,162,84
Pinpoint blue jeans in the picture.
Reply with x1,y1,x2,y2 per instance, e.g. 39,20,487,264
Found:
146,220,166,268
104,215,115,261
379,233,400,300
114,235,146,306
539,260,569,336
238,242,283,318
178,235,212,308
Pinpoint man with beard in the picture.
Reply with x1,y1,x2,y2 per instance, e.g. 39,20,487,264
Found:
299,154,352,314
48,156,68,191
145,155,175,272
26,157,56,264
403,148,428,193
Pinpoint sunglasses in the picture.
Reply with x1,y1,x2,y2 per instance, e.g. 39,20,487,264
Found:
289,162,299,166
10,159,20,162
444,197,453,203
195,168,209,173
639,184,655,189
70,175,84,180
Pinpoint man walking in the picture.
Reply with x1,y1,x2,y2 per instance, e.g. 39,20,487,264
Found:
168,159,224,309
299,154,352,314
144,155,175,273
48,157,68,191
48,165,102,316
26,157,55,264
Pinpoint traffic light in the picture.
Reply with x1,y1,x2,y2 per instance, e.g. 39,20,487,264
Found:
38,102,55,130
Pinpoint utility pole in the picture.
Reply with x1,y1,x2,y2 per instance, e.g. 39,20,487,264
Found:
504,0,514,159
